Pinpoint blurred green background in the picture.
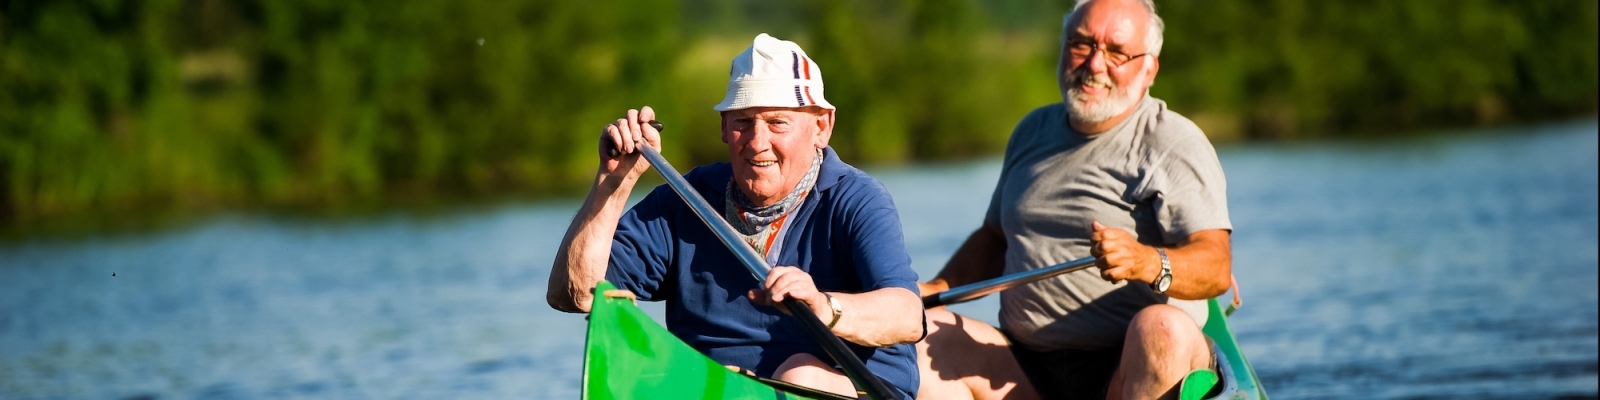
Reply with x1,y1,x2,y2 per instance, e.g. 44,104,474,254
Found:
1,0,1595,232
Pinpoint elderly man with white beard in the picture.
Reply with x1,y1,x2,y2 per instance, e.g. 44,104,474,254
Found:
913,0,1234,399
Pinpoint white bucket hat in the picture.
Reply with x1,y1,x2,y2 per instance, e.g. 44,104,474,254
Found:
712,33,835,112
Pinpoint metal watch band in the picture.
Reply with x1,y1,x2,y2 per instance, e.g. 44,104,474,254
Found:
825,294,843,329
1154,248,1172,294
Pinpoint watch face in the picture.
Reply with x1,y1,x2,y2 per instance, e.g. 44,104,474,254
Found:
1155,275,1172,292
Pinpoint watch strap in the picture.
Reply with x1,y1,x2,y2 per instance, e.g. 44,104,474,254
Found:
1154,248,1172,294
824,294,843,329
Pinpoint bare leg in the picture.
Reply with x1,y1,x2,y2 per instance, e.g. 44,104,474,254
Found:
1108,304,1212,400
917,309,1039,400
775,353,858,397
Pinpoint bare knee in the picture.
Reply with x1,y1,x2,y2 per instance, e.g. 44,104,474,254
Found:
919,309,1038,400
775,353,856,397
1127,304,1203,345
920,309,1010,375
774,353,836,382
1116,304,1211,398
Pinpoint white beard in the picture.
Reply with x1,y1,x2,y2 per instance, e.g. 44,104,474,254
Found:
1063,65,1148,127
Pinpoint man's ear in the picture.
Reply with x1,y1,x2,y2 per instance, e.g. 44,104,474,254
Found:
720,112,732,144
813,109,834,149
1143,56,1160,88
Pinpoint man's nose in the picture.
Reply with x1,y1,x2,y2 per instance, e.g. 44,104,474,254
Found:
746,124,773,152
1082,46,1109,74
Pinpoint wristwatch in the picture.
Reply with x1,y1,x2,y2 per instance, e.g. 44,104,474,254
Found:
1152,248,1173,294
825,293,844,329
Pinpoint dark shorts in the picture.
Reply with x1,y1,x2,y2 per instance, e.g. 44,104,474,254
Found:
1003,332,1123,400
1002,332,1221,400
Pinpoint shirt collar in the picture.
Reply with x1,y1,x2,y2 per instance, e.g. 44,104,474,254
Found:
813,146,846,192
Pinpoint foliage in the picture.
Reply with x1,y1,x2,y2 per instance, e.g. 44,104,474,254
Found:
0,0,1595,226
1154,0,1600,140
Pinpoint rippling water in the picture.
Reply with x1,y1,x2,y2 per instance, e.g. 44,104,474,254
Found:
2,120,1596,399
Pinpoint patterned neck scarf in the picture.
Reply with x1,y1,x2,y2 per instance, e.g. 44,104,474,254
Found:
724,149,824,254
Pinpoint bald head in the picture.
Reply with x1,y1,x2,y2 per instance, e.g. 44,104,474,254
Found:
1063,0,1164,58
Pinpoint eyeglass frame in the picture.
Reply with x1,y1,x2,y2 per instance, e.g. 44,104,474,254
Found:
1065,38,1151,68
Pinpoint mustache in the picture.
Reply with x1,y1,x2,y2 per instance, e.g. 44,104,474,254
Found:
1070,68,1117,92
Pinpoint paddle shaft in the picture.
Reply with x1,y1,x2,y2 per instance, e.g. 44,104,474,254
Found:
615,121,903,400
922,256,1097,309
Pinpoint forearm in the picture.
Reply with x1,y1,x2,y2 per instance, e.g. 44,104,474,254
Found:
925,222,1008,293
546,171,639,313
827,287,923,347
1160,230,1232,300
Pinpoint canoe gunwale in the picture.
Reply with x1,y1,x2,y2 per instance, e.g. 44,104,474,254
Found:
1202,339,1241,400
1200,297,1269,400
583,282,1266,399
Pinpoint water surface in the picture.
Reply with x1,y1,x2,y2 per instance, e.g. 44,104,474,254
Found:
2,120,1596,399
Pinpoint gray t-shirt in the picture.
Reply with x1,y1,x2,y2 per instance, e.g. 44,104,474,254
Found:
985,97,1231,351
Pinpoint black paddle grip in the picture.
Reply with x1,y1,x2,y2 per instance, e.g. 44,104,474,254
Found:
606,120,665,158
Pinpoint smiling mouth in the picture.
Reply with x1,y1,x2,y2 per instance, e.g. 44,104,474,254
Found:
1078,78,1109,91
750,160,777,167
1070,69,1114,94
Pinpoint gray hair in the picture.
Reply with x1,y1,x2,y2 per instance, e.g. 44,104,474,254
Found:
1061,0,1165,58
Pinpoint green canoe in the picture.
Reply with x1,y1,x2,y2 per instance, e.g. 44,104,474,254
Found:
582,281,848,399
1185,298,1271,400
580,281,1267,400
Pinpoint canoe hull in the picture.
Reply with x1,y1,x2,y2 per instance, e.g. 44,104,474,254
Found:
581,281,1266,399
583,281,831,399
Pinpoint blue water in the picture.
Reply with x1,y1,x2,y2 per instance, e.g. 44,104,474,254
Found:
2,120,1596,399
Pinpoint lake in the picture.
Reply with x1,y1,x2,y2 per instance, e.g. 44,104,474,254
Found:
2,119,1596,399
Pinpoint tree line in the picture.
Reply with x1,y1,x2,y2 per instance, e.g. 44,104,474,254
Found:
1,0,1594,228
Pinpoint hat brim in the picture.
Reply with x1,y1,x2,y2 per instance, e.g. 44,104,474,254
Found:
713,80,835,112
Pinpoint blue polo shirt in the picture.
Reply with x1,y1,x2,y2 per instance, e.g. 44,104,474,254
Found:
605,147,921,397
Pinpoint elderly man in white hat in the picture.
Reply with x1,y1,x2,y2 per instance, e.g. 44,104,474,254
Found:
548,33,925,398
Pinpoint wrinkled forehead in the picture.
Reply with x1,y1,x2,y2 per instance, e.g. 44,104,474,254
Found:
1064,0,1149,45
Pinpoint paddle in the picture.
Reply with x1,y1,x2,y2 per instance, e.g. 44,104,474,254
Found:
613,120,903,400
921,256,1097,309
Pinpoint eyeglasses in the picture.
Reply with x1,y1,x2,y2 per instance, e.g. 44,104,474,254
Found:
1067,40,1149,67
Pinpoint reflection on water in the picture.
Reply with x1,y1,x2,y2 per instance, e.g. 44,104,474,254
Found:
2,120,1596,399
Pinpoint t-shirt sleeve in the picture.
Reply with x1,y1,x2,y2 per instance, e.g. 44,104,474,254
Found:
985,107,1046,226
984,159,1009,226
604,184,677,301
842,180,920,295
1144,126,1233,243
